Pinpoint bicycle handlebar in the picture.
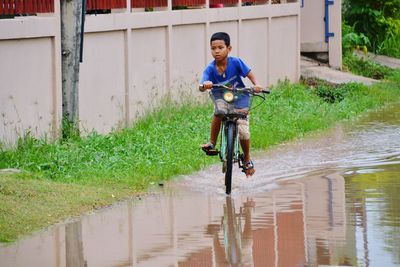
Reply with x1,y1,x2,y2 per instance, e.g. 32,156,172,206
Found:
199,84,270,94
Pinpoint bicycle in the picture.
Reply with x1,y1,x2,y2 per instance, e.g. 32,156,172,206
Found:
200,84,270,194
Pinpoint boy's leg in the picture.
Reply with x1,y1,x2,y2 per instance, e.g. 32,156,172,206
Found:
202,115,221,150
238,118,255,177
240,139,255,176
210,115,221,145
202,99,227,150
240,139,251,163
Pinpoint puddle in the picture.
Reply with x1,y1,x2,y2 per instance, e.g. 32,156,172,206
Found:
1,105,400,267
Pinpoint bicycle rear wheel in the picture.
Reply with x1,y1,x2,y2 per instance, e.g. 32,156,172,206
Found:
225,122,235,195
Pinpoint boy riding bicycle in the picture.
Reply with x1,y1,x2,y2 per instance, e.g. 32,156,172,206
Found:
199,32,262,177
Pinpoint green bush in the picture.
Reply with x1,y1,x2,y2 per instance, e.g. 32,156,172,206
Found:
342,22,371,54
343,0,400,52
303,78,367,103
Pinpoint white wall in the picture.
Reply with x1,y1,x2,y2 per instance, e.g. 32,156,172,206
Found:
0,2,300,145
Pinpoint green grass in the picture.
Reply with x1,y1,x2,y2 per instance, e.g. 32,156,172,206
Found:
378,33,400,59
1,103,215,188
0,173,134,243
1,71,400,243
343,52,394,79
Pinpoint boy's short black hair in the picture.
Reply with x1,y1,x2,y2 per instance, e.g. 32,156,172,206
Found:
210,32,230,46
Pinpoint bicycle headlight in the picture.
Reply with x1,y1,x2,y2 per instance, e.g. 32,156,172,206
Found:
223,91,234,103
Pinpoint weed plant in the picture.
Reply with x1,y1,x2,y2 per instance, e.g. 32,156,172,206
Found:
378,33,400,59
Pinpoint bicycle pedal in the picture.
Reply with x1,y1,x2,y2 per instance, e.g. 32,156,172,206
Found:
205,149,219,156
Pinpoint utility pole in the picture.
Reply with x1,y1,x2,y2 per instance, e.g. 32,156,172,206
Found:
60,0,83,138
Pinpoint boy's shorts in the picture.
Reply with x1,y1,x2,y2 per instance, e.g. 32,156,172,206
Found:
213,99,250,140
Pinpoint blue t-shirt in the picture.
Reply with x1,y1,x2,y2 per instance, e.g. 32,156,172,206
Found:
201,56,251,109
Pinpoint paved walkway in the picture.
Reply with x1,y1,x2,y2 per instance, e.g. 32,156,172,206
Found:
301,52,400,86
300,56,378,86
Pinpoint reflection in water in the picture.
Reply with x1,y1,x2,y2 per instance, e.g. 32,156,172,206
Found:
65,221,85,267
0,174,353,267
206,197,254,267
1,105,400,267
345,164,400,267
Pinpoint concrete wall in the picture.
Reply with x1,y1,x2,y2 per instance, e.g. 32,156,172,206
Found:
300,0,326,52
0,11,62,145
0,2,300,145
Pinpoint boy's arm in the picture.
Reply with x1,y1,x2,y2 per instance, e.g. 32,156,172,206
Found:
199,66,213,92
199,81,213,92
246,71,262,93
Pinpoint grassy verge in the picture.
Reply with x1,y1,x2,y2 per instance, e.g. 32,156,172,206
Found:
1,70,400,243
343,52,394,80
0,173,134,243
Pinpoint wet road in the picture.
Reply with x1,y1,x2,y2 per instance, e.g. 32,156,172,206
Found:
1,105,400,267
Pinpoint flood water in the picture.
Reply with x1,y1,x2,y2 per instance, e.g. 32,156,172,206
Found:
1,105,400,267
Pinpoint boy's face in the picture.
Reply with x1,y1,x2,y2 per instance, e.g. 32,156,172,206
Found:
211,40,231,61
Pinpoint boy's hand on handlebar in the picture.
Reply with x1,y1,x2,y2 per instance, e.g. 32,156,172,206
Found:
253,84,263,93
203,81,213,90
199,81,213,92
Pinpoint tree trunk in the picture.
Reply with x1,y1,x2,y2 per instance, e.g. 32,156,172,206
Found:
60,0,83,138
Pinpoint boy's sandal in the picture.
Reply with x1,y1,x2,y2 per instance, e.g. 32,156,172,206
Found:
201,142,219,156
242,161,255,177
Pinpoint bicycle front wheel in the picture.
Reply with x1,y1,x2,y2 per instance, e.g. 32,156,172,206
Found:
225,122,235,195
